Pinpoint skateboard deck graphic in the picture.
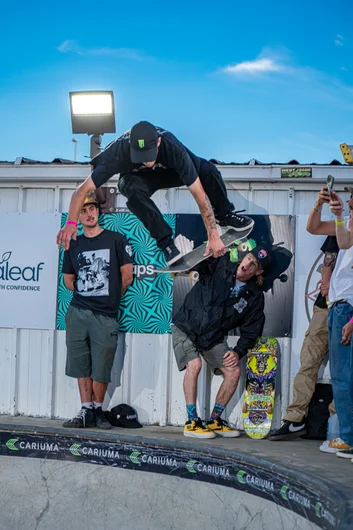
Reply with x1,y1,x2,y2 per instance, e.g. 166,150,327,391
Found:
156,227,253,279
242,337,278,439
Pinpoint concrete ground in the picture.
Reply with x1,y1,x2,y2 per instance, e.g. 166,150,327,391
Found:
0,456,318,530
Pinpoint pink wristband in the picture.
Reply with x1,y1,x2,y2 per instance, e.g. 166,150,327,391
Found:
350,318,353,324
66,220,78,227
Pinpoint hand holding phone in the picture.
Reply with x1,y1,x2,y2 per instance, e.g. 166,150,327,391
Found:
326,175,335,198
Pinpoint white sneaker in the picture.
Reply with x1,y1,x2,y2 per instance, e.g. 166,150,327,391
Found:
319,440,329,452
319,437,352,454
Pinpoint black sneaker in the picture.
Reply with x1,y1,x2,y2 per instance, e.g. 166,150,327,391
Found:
62,407,96,429
95,406,112,430
268,420,306,441
163,241,183,266
217,211,254,232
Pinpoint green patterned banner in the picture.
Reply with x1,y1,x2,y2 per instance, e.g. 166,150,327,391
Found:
57,213,175,334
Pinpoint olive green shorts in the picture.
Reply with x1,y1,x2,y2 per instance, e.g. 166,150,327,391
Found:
65,305,119,383
172,325,229,375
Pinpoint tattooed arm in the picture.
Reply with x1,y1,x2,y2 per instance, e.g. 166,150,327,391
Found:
188,177,225,257
320,251,338,298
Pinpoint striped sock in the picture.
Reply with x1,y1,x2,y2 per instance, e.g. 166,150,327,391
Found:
210,403,225,420
186,404,198,421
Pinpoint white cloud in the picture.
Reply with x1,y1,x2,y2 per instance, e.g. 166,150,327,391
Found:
218,46,353,111
223,57,283,75
334,34,344,46
341,66,348,71
57,40,151,61
57,40,82,54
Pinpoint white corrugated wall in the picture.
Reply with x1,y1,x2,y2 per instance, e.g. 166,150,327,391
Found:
0,162,352,427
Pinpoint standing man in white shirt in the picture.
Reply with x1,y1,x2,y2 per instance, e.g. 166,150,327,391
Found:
322,189,353,458
304,186,353,458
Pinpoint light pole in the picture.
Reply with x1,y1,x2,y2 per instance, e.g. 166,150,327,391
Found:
72,138,78,161
69,90,117,212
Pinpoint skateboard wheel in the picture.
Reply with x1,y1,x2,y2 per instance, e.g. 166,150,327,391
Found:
267,404,273,414
170,273,176,278
242,404,248,413
238,242,248,252
189,271,199,281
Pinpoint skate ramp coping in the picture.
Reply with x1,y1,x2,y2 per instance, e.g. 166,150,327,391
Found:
0,419,352,530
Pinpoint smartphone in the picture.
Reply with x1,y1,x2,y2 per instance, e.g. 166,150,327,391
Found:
327,174,335,194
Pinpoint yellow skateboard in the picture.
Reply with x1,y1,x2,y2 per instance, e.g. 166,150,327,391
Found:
242,337,278,439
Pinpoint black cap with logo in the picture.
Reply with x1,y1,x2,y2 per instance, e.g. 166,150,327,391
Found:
105,404,143,429
249,246,271,271
130,121,159,163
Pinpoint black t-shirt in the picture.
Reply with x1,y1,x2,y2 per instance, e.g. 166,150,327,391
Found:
90,126,202,188
62,230,133,318
315,236,339,309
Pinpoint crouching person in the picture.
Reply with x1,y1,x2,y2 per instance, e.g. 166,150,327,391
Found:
172,246,270,438
62,192,133,429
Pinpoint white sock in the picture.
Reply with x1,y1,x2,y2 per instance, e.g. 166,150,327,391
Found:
81,402,93,409
93,401,103,409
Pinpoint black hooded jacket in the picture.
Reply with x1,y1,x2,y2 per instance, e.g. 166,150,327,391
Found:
172,254,265,359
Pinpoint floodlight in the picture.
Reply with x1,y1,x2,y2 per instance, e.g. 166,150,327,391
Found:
69,91,116,135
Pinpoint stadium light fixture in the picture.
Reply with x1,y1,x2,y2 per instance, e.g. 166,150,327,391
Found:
69,90,116,158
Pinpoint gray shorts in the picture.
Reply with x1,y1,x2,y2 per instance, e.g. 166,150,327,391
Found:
172,325,229,375
65,305,119,383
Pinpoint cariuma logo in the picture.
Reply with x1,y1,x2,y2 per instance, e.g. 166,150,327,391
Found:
0,251,44,282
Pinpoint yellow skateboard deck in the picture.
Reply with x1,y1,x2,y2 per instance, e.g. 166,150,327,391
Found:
242,337,278,439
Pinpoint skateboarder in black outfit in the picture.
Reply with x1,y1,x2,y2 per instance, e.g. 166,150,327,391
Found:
57,121,254,264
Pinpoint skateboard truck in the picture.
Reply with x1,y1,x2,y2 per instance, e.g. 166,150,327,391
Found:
170,270,199,281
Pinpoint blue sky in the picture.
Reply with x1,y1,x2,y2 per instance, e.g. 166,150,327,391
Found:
0,0,352,164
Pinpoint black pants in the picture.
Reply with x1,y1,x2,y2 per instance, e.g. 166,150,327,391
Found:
118,160,233,249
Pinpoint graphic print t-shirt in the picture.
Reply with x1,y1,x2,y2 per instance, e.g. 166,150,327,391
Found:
63,230,133,318
90,127,202,188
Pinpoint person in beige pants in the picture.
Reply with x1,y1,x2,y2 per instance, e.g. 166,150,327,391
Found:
270,188,338,440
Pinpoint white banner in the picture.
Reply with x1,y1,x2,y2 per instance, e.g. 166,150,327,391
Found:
0,213,61,329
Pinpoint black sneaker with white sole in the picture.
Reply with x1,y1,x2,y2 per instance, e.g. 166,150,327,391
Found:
217,211,254,232
95,406,112,430
163,241,183,266
268,420,306,441
62,407,96,429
